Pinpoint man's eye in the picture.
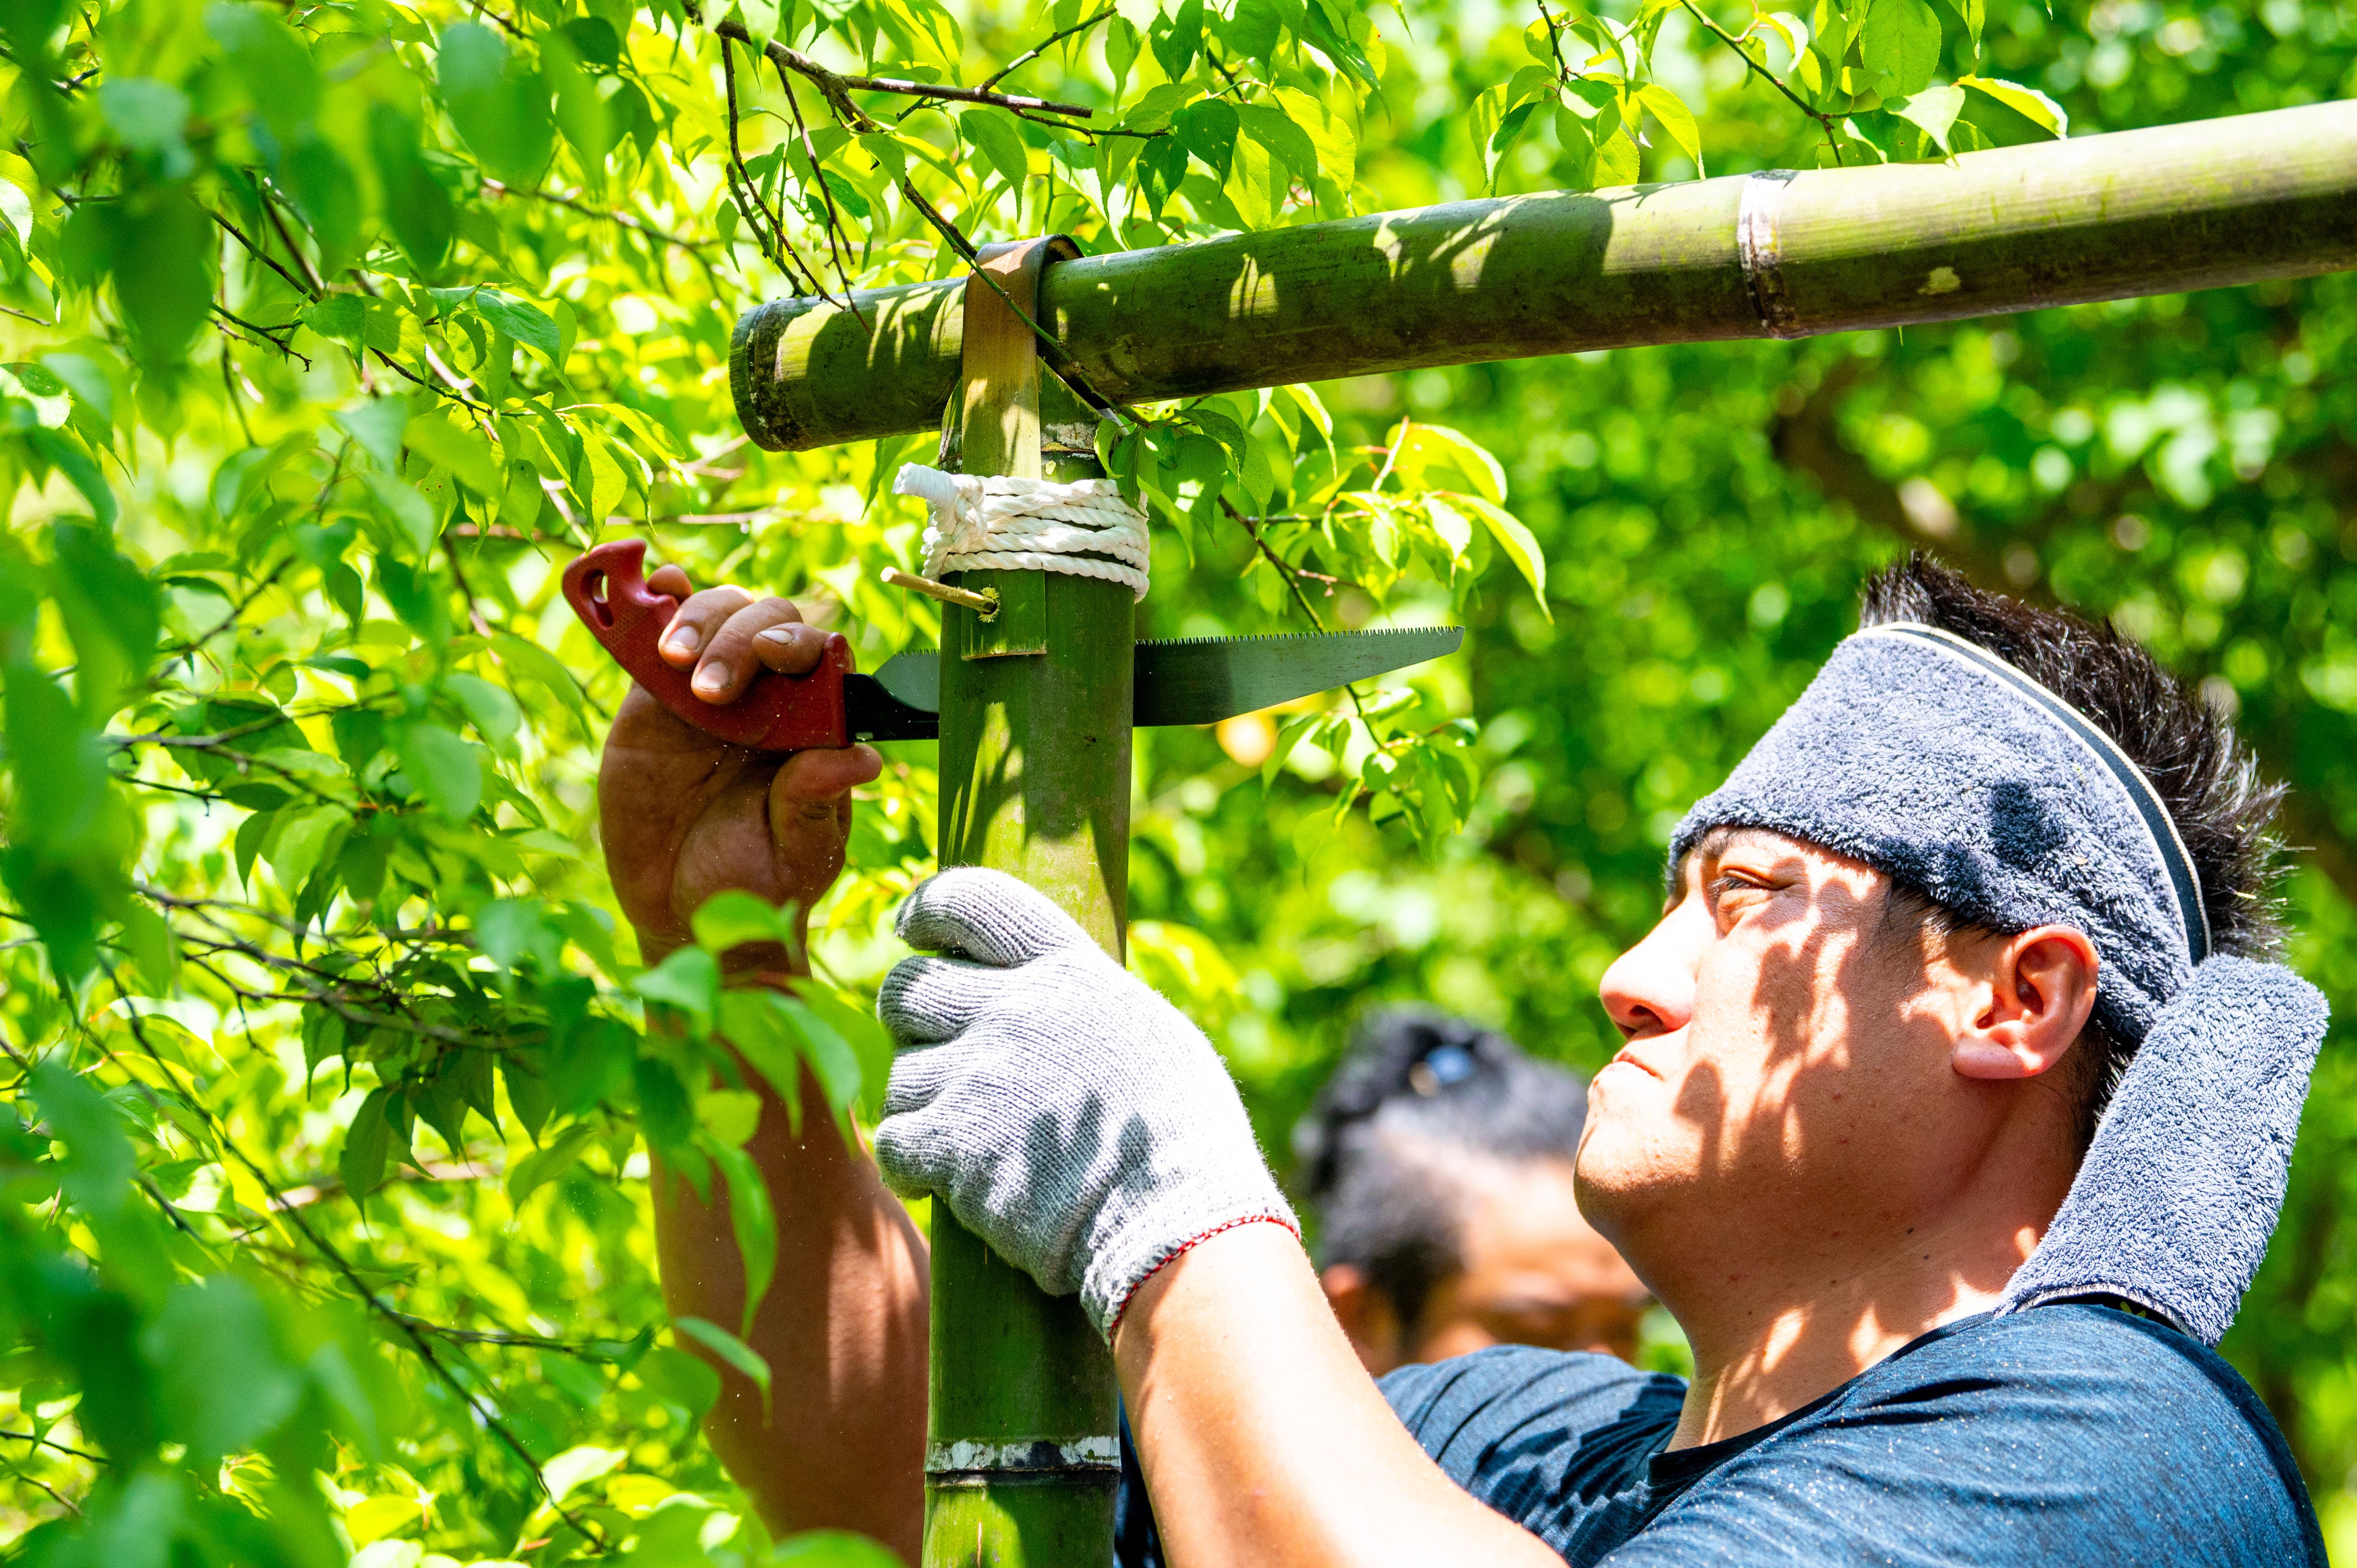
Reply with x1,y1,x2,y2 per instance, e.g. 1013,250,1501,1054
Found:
1709,874,1771,917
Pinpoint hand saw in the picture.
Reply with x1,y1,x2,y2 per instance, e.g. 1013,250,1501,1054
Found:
563,541,1461,749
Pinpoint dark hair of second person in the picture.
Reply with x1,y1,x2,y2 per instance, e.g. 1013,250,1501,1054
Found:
1292,1007,1651,1375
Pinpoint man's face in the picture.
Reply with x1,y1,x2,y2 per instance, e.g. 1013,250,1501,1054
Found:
1574,827,1985,1294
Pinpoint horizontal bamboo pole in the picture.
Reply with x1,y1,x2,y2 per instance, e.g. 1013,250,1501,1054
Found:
730,100,2357,451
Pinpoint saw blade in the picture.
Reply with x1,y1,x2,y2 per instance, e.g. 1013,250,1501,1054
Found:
1131,627,1464,726
868,626,1463,731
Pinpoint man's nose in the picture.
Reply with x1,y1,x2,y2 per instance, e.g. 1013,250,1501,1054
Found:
1599,903,1701,1040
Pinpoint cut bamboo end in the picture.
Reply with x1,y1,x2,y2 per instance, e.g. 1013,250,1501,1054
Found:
881,565,1000,618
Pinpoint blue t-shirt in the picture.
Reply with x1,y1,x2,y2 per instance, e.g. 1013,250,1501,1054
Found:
1112,1305,2323,1565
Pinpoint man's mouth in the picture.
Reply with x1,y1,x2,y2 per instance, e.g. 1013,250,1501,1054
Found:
1607,1045,1664,1081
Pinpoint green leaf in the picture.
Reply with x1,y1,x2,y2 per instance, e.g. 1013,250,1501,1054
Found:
1399,423,1508,503
1271,85,1356,197
960,107,1032,196
1862,0,1944,98
691,889,791,955
266,804,350,892
121,901,178,991
544,31,616,171
445,671,521,744
1957,74,2068,142
406,411,503,498
1457,494,1551,615
206,3,320,144
339,1085,399,1200
110,192,213,362
1150,0,1204,79
633,946,720,1033
4,661,106,851
673,1316,771,1401
283,135,362,265
1636,83,1704,174
471,292,561,363
368,104,454,273
100,78,190,160
505,1121,596,1204
1592,127,1641,187
31,1061,134,1218
791,980,893,1117
1173,98,1240,182
49,520,157,710
475,896,560,971
337,398,413,473
635,1056,697,1157
438,21,555,183
1891,84,1966,153
710,1144,777,1334
1222,0,1282,68
717,988,806,1136
148,1275,304,1463
1237,103,1320,188
398,723,483,819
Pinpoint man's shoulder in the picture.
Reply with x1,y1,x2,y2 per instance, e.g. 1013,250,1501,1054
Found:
1687,1305,2326,1566
1855,1301,2285,1427
1382,1344,1685,1451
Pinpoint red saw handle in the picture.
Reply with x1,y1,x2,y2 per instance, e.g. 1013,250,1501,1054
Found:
562,540,853,751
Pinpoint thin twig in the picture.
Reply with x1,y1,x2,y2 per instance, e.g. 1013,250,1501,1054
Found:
0,1430,105,1465
1670,0,1844,166
693,4,1093,117
978,4,1119,92
209,209,317,298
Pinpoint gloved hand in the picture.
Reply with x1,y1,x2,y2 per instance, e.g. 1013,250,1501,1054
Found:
875,867,1297,1338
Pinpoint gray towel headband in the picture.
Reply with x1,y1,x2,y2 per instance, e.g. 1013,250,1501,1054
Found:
1868,622,2211,965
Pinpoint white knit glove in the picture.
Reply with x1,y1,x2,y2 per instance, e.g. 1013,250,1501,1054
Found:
874,867,1297,1336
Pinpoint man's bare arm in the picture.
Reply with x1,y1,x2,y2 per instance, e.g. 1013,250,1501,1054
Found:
650,1062,928,1558
595,562,930,1555
1117,1223,1563,1568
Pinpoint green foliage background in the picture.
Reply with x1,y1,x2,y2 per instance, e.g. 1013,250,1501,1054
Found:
1,0,2354,1560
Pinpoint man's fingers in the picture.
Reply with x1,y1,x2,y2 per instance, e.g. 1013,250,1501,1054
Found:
751,619,833,676
690,596,811,703
765,743,879,886
776,742,882,805
894,866,1090,968
658,583,757,675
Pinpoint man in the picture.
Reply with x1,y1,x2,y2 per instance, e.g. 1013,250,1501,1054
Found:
615,556,2326,1564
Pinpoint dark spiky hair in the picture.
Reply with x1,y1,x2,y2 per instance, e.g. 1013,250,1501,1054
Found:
1861,555,2289,1141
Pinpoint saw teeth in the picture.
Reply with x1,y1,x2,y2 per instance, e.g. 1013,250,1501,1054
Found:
885,627,1458,659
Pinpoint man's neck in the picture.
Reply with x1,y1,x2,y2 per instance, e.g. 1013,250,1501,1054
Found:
1659,1198,2051,1451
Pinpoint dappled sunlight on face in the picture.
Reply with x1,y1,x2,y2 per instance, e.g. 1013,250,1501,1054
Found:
1571,828,2021,1356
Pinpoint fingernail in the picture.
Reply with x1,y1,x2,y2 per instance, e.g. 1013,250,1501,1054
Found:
757,626,797,645
694,661,731,695
667,627,702,655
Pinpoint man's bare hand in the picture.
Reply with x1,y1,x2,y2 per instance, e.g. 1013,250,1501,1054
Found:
597,562,883,970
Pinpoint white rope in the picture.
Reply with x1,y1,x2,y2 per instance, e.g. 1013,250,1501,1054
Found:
893,463,1153,601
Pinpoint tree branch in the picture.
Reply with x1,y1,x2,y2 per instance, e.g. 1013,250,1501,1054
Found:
978,5,1119,93
693,5,1093,118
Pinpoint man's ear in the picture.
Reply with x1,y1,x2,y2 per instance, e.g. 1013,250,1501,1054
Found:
1952,925,2101,1081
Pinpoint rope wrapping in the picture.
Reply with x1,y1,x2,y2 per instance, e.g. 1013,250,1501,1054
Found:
894,463,1152,601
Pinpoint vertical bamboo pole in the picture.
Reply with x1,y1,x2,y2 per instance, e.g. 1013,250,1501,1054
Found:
924,237,1126,1568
